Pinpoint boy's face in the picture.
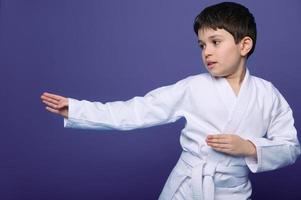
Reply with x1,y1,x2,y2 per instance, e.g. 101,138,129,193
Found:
198,28,245,78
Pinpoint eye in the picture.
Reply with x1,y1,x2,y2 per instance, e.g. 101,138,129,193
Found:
212,40,221,46
199,44,205,49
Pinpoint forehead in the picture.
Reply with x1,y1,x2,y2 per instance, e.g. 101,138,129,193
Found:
197,28,233,43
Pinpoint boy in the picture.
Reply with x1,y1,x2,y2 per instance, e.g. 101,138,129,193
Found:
41,2,300,200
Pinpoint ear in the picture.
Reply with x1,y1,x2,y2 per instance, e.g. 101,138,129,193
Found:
239,36,253,57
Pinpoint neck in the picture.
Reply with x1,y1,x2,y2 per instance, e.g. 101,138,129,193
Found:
224,62,247,96
225,65,246,86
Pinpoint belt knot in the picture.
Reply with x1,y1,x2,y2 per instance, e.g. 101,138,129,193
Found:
203,162,217,177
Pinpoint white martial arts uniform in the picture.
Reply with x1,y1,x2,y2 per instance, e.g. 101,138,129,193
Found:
64,69,300,200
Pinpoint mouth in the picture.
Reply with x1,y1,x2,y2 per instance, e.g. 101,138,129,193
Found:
206,61,217,69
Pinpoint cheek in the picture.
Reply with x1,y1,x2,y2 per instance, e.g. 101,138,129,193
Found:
219,45,240,64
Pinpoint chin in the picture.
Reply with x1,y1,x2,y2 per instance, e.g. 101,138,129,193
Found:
208,70,227,78
205,65,229,77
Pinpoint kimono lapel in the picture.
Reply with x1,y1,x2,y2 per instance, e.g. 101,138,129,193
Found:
222,68,252,133
212,75,237,114
211,68,252,133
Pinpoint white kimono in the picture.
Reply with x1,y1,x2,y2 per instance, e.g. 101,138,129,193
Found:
64,69,300,200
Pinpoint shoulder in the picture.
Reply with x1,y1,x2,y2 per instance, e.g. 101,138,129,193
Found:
188,72,212,81
251,75,290,109
147,73,210,94
251,75,274,90
176,72,211,85
172,73,212,92
250,75,278,98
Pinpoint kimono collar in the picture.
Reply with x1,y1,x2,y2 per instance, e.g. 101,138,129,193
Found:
211,68,251,114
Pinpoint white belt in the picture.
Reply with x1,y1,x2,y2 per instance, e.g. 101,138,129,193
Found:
180,151,249,200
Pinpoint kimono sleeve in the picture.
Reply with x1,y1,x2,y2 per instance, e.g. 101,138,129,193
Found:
245,85,301,173
63,78,189,131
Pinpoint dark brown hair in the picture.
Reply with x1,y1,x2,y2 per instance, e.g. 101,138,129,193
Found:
193,2,257,58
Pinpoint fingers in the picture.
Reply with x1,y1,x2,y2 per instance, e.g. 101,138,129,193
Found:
206,138,228,144
207,141,235,155
41,95,59,105
206,133,233,154
207,142,231,149
206,134,230,144
41,92,65,101
41,92,68,118
42,99,59,109
41,92,68,108
41,93,60,108
45,106,60,114
207,134,230,139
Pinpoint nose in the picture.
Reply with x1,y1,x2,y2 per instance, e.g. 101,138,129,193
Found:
203,46,213,59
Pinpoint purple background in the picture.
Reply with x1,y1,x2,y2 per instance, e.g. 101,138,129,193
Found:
1,0,300,199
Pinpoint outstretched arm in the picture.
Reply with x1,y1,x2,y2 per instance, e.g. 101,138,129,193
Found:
41,92,69,118
40,77,190,131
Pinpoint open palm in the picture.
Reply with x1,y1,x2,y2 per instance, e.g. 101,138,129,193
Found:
41,92,69,118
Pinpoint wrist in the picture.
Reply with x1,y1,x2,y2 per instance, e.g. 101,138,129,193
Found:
244,140,257,157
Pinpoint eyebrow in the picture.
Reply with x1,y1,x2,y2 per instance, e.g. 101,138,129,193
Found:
198,34,223,44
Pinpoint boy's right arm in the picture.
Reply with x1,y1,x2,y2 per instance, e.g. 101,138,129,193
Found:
41,78,189,131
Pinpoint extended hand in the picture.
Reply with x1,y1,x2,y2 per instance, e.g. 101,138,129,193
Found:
206,134,257,157
40,92,69,118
